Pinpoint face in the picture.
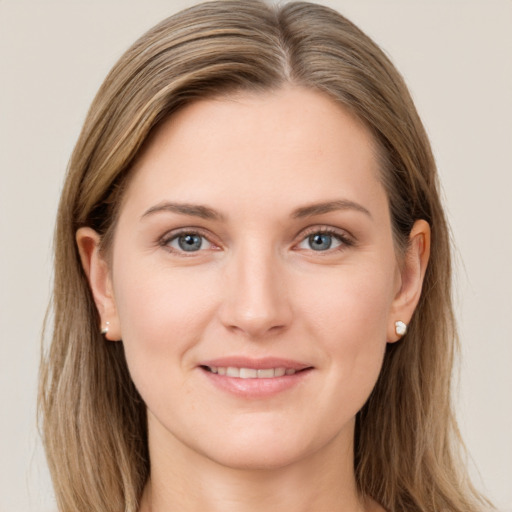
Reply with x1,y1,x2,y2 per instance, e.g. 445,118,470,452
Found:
82,86,423,471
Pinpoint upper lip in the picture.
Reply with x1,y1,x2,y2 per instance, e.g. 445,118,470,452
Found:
199,357,312,371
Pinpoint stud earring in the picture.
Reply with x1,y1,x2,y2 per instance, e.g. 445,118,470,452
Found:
101,321,110,335
395,320,407,337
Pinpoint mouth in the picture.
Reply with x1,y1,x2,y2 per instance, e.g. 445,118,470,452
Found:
200,365,309,378
198,358,314,398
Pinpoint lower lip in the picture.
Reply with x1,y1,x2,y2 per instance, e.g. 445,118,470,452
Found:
200,368,313,399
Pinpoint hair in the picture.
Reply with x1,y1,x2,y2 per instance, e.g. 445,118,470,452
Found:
39,1,493,511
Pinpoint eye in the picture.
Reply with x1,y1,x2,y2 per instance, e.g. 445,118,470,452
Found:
163,231,214,253
307,233,336,251
296,229,350,252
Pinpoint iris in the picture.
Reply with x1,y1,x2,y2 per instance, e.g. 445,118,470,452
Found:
308,233,332,251
178,234,203,251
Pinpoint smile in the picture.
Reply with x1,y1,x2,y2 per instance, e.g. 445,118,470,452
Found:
203,366,298,378
198,357,313,398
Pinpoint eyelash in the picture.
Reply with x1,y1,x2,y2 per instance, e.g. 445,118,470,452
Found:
158,226,354,256
299,226,354,254
159,228,217,256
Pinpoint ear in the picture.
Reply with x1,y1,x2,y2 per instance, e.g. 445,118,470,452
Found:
388,219,431,342
76,227,121,341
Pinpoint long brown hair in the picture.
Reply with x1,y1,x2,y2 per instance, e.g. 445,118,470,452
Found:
39,1,492,510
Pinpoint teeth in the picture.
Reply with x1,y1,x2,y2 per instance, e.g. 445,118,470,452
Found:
226,367,239,377
240,368,257,378
206,366,296,378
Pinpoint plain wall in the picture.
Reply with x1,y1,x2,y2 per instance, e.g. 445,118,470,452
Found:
0,1,511,510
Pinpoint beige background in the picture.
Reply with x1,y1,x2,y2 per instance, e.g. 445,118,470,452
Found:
1,1,511,510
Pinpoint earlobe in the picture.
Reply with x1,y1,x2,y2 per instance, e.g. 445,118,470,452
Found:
76,227,121,341
388,219,431,342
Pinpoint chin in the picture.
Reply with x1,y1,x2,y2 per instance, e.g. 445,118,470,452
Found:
195,424,326,472
206,443,309,472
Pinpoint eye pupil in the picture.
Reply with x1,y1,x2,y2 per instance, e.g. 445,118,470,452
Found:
178,234,202,251
309,233,332,251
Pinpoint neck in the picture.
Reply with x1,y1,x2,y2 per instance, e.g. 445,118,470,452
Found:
139,418,376,512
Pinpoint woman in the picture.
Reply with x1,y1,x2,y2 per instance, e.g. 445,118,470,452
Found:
39,1,493,511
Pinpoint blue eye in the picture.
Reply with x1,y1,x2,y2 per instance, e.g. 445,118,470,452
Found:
297,230,346,252
167,233,208,252
308,233,333,251
178,234,203,251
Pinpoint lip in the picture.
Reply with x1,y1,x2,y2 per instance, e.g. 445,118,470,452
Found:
198,357,314,399
199,356,311,371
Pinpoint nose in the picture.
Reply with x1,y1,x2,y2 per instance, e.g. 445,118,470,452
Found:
218,243,293,340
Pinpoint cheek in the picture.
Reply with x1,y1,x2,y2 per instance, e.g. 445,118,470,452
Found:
111,256,219,378
298,261,395,345
295,261,395,398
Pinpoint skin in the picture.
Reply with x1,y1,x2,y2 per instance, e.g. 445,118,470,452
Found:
78,86,430,512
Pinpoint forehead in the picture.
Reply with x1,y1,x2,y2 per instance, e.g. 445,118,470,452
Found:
122,86,385,219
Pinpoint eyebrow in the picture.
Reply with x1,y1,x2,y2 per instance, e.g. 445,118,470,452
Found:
141,198,371,222
291,200,372,219
141,201,225,221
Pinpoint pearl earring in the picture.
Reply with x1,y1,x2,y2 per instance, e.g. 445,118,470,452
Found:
395,320,407,337
101,321,110,335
